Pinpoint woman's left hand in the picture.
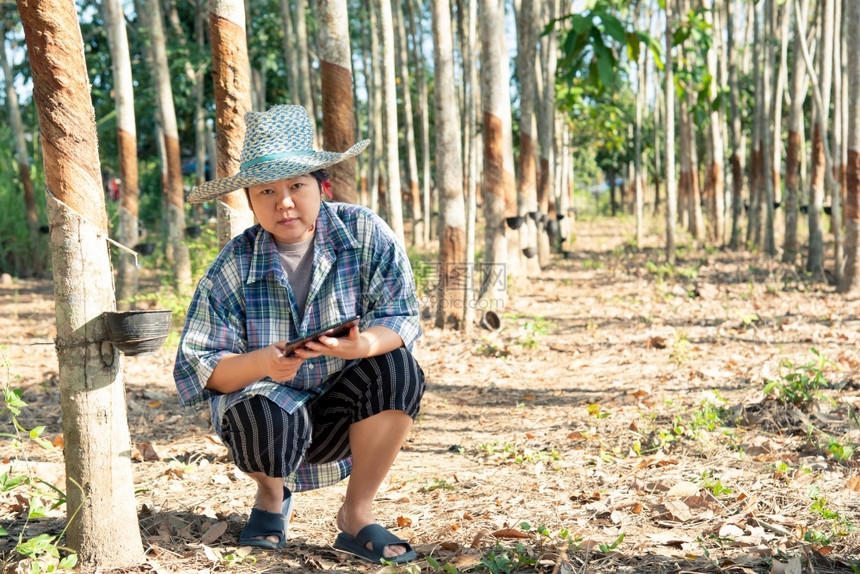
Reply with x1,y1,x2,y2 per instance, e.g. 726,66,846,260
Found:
293,325,368,361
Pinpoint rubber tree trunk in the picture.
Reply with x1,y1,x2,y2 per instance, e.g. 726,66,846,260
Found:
463,0,478,332
516,0,540,274
393,0,422,244
15,0,144,566
480,0,513,305
808,0,834,275
279,0,301,104
763,0,776,257
840,0,860,293
296,0,317,143
194,3,207,194
537,0,558,269
406,0,431,247
142,0,192,294
375,0,405,244
634,1,646,247
0,23,40,274
209,0,254,248
830,0,843,284
368,1,383,214
772,1,791,207
747,5,763,248
318,0,358,204
104,0,139,305
783,0,809,262
664,0,677,264
705,0,724,246
726,0,745,249
432,0,466,330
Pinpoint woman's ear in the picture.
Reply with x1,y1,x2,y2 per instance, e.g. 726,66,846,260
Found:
320,179,333,200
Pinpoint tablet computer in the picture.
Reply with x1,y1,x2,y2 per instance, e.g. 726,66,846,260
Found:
281,315,360,357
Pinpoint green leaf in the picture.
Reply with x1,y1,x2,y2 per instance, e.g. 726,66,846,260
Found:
0,524,7,536
601,13,627,44
570,14,592,36
596,44,615,88
29,426,46,439
672,24,692,47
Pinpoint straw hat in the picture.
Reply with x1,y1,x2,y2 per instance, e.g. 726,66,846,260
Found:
187,105,369,203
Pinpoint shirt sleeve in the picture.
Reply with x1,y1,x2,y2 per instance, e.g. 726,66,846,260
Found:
360,219,421,349
173,262,249,406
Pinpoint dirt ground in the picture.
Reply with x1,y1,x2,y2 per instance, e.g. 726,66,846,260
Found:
2,218,859,573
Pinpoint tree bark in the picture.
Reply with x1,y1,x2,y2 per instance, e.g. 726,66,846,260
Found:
393,0,422,244
537,0,558,269
1,22,40,274
141,0,192,294
432,0,466,329
664,0,677,264
104,0,139,305
784,0,809,262
295,0,317,142
516,0,540,272
405,0,432,247
772,0,791,206
763,0,776,256
15,0,144,566
376,0,405,244
318,0,358,204
705,0,724,246
634,0,646,246
279,0,301,104
463,0,478,332
726,0,745,249
209,0,255,248
480,0,513,305
807,0,834,275
368,0,384,215
830,0,843,283
840,0,860,292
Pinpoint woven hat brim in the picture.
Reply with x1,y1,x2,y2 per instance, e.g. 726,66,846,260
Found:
187,139,370,203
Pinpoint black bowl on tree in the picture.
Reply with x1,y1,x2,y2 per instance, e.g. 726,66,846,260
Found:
134,243,156,256
104,309,172,356
185,225,202,238
505,215,524,230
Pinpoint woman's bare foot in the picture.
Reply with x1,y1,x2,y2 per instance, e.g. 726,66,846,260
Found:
337,505,407,558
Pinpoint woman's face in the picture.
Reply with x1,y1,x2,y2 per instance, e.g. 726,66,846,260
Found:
247,174,321,244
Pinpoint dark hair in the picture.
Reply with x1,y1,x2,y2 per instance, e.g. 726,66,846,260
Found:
310,169,331,184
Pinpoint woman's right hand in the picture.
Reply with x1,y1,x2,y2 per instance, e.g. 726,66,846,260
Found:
264,343,305,382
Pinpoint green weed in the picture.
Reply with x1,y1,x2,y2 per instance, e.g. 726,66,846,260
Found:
2,349,78,572
763,349,836,409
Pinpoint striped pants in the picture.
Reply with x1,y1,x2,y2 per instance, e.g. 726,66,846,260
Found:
220,347,425,477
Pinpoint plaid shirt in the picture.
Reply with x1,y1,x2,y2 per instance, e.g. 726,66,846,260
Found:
173,201,421,491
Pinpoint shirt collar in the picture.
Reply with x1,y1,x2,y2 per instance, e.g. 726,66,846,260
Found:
246,202,360,284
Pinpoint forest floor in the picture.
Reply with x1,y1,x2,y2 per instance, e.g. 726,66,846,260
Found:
1,216,859,574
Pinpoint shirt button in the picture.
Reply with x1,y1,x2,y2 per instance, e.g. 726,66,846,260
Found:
308,364,315,370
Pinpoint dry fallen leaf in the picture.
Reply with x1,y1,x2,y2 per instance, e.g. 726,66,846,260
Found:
200,522,228,545
631,502,643,514
147,400,163,408
666,480,700,498
492,528,530,539
846,475,860,493
663,500,693,522
470,530,491,548
51,435,64,449
396,516,412,527
136,442,160,462
644,336,667,349
770,557,802,574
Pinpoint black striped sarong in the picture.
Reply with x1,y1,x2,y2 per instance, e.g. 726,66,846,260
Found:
220,347,425,477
